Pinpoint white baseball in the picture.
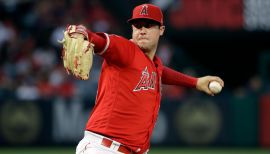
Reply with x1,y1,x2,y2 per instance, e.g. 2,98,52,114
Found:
209,81,222,94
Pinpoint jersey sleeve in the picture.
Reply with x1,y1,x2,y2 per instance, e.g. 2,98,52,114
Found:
94,33,136,67
162,66,198,88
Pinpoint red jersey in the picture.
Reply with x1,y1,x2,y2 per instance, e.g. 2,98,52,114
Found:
86,33,162,153
85,32,197,153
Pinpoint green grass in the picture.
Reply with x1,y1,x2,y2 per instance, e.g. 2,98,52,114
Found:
150,148,270,154
0,147,74,154
0,147,269,154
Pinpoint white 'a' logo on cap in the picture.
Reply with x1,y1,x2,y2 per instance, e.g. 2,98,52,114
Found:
140,5,148,15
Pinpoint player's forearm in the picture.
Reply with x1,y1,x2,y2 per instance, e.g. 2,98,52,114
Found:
87,29,107,53
162,66,197,88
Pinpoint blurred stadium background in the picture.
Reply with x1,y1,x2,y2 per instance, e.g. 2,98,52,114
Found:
0,0,270,153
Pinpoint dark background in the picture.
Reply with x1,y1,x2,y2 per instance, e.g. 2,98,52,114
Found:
102,0,270,89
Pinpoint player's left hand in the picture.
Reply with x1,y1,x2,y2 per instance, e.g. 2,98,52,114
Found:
196,76,224,96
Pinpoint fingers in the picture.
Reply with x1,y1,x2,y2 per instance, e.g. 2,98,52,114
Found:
210,76,224,87
67,25,88,40
205,88,215,96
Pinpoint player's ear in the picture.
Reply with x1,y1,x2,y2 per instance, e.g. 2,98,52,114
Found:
159,26,165,36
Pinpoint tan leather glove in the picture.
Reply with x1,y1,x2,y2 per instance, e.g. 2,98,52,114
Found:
59,25,94,80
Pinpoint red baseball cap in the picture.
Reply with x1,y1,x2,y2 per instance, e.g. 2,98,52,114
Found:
128,4,163,25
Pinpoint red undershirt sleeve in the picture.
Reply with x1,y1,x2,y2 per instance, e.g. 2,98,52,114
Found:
87,30,107,53
87,29,135,67
162,66,198,88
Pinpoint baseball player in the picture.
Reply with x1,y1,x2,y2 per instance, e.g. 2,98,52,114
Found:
62,3,224,154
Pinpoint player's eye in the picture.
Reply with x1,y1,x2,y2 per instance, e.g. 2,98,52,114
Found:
133,23,154,29
133,23,142,29
144,23,154,28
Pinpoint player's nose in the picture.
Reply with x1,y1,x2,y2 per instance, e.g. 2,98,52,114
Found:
139,27,147,34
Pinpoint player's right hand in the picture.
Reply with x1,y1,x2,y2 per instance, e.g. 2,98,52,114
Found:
196,76,224,96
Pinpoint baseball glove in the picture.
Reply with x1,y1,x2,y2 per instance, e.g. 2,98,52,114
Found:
59,25,94,80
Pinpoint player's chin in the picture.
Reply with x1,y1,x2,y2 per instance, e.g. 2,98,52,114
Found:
138,44,148,51
138,42,148,48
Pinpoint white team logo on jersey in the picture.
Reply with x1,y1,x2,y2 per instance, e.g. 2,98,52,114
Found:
133,67,156,92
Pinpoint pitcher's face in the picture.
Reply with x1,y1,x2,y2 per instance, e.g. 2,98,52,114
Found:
131,19,165,52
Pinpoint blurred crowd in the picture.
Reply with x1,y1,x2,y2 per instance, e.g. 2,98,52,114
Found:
0,0,115,100
0,0,179,101
0,0,269,102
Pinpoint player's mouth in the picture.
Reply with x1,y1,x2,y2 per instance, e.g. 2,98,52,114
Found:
138,36,148,39
138,38,148,41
